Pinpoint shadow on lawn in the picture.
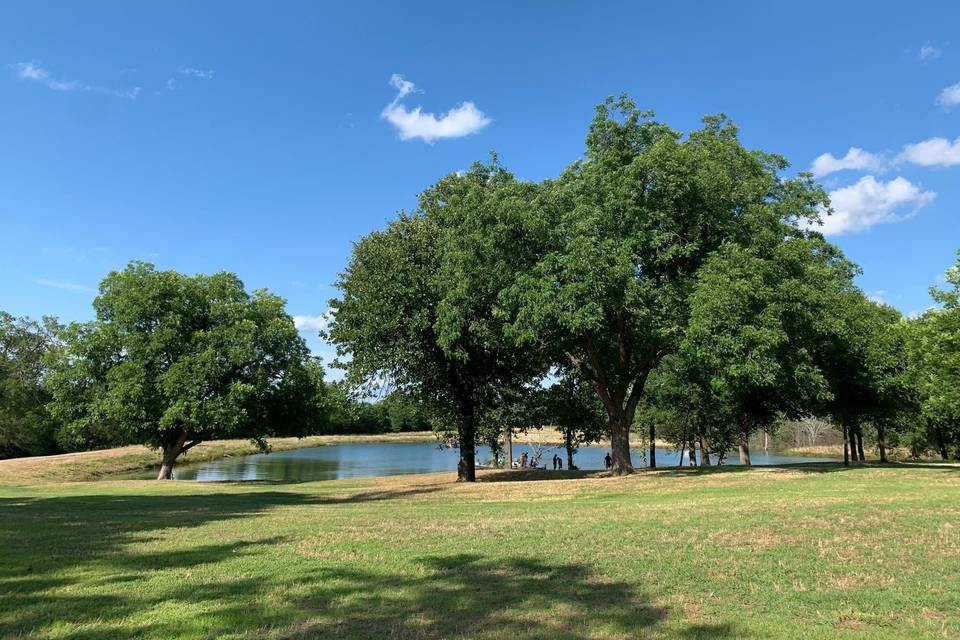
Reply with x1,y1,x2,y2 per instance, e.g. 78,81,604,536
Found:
0,487,737,639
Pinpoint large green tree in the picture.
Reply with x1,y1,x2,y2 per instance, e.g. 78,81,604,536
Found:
0,312,62,458
329,163,546,481
680,232,861,465
47,262,327,479
502,96,828,473
904,254,960,459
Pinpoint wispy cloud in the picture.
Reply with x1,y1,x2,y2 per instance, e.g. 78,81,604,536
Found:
936,81,960,109
810,147,886,178
35,278,96,294
293,312,333,334
381,74,491,143
177,66,215,80
815,176,935,235
919,43,942,61
9,61,140,100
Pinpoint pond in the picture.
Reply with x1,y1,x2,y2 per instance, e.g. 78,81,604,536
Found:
139,442,836,482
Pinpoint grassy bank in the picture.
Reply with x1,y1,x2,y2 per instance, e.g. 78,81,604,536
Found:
2,463,958,639
0,432,436,484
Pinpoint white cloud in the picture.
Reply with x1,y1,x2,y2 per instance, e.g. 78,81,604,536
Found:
936,81,960,108
811,147,886,177
897,136,960,167
35,278,95,293
867,290,887,304
919,44,942,61
293,312,332,334
381,74,491,143
177,66,215,80
816,176,936,235
9,61,140,100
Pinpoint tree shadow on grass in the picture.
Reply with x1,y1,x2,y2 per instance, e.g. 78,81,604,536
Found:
271,553,672,639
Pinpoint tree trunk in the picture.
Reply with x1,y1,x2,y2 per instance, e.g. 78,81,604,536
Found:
935,423,949,460
457,409,476,482
156,430,189,480
688,439,698,467
876,423,887,463
763,428,770,453
648,421,656,469
699,431,711,466
564,429,575,470
855,427,866,462
677,440,686,469
504,426,513,470
842,424,850,467
609,412,633,475
738,429,751,466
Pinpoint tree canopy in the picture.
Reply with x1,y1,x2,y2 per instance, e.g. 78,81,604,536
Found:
47,262,327,479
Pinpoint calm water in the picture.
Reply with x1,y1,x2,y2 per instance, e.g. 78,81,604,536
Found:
142,442,835,482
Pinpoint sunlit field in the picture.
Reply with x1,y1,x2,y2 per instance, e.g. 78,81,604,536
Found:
2,463,958,639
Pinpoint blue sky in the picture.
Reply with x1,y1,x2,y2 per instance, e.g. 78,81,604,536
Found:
2,1,959,365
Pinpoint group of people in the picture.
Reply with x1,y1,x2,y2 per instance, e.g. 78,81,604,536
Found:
511,450,613,470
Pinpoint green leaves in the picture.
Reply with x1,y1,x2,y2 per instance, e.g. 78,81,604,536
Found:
46,262,326,461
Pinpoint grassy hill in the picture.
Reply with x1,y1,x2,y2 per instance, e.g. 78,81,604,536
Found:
1,463,958,639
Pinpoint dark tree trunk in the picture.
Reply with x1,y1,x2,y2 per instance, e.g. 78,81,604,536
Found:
876,423,887,463
677,440,686,469
564,428,575,470
855,427,866,462
842,424,850,467
648,422,656,469
609,412,633,475
457,408,477,482
738,429,751,466
935,423,949,460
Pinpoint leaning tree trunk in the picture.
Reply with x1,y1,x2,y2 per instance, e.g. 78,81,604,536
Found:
738,429,751,466
157,430,190,480
855,427,866,462
457,409,477,482
876,423,887,463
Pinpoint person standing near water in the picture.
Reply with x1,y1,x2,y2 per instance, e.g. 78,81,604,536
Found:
604,452,612,469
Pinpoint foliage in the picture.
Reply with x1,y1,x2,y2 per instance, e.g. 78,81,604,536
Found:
0,313,62,458
329,162,546,481
501,95,829,473
904,253,960,459
538,372,607,469
46,262,327,478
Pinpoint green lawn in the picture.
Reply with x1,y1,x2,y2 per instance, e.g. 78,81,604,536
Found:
2,464,958,639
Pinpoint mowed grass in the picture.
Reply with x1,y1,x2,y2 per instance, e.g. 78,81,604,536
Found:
2,464,958,639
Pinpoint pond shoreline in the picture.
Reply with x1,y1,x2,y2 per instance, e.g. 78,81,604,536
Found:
0,432,438,484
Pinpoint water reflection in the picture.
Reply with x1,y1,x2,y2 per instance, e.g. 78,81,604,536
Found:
140,442,834,482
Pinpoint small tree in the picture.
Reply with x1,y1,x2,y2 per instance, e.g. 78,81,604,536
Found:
47,262,327,479
539,372,607,470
